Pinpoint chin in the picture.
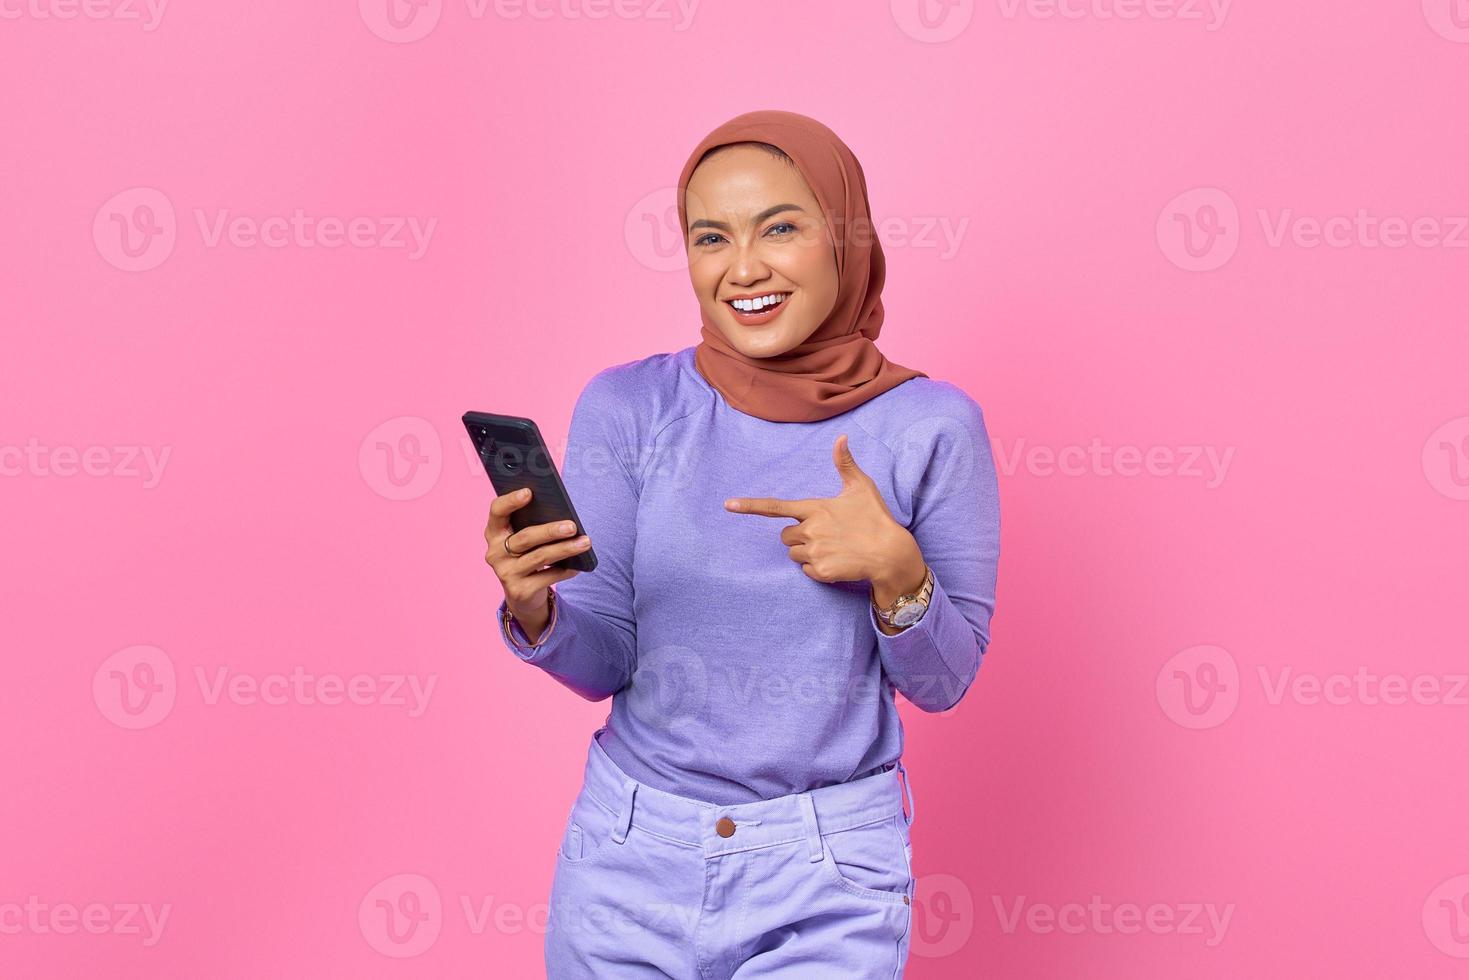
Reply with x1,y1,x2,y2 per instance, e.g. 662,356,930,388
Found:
705,313,804,359
725,327,805,359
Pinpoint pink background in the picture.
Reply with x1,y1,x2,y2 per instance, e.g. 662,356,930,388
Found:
3,1,1468,977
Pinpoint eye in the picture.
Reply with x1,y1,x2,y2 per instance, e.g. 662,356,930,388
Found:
693,232,725,247
765,221,798,236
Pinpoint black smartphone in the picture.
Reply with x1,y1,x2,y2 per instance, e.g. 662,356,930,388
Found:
463,410,598,573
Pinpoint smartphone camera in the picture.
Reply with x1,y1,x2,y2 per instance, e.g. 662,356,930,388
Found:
497,447,522,473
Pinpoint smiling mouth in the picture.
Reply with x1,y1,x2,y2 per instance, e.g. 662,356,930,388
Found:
725,292,790,313
723,292,792,325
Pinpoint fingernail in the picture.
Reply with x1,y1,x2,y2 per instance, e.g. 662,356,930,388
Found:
560,522,575,533
519,488,530,498
575,536,590,547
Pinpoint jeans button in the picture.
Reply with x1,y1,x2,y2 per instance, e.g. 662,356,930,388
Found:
715,817,736,838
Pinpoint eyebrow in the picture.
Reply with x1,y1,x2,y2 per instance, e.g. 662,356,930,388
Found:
688,203,805,234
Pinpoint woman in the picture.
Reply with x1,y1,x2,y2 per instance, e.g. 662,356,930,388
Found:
484,109,1000,978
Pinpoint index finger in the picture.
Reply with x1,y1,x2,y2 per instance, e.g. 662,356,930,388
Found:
724,497,816,520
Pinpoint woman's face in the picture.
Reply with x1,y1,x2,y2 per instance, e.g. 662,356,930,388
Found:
684,145,839,359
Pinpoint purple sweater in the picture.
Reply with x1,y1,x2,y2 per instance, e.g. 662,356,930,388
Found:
496,344,1000,805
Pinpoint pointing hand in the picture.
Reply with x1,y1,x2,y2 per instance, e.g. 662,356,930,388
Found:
724,433,924,593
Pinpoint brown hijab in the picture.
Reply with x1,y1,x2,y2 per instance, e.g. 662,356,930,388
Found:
675,109,928,424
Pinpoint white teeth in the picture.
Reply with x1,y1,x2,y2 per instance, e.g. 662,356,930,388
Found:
730,293,788,313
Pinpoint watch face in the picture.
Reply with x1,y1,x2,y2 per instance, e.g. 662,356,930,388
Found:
893,604,924,627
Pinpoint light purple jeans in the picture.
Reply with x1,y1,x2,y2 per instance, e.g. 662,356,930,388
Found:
545,728,918,978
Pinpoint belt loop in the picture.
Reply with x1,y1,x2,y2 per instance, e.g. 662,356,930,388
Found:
797,793,823,863
611,778,637,844
897,761,916,828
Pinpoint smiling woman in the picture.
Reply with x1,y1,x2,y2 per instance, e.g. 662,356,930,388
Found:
483,109,1001,980
674,114,929,423
683,142,838,344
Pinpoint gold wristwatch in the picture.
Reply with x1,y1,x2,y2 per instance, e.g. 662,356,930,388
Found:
872,564,934,628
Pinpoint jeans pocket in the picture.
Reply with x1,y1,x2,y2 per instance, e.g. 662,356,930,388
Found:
821,815,913,905
557,789,617,867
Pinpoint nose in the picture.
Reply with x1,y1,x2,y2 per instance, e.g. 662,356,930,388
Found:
726,240,771,286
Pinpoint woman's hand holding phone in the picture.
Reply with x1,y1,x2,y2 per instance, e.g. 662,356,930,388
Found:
484,487,592,642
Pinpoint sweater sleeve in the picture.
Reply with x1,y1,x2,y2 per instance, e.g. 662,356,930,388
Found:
495,370,640,701
870,394,1001,712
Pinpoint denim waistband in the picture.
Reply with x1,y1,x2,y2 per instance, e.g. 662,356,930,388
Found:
579,728,916,860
